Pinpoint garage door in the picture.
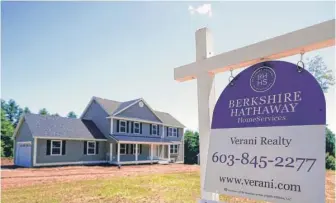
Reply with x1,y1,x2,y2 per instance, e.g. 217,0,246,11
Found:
16,142,32,167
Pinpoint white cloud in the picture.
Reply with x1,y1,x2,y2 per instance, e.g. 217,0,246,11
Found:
188,4,212,17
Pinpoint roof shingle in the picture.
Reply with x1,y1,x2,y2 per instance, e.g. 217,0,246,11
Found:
94,97,185,128
24,114,106,140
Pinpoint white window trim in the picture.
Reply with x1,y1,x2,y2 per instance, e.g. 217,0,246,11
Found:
170,144,178,154
133,122,140,134
132,144,141,154
152,124,158,135
51,140,62,156
87,141,96,155
119,120,127,133
120,144,127,155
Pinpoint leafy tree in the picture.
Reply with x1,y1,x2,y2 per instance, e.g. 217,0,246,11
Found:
307,56,335,93
38,108,49,115
326,127,335,156
326,154,335,170
67,111,77,118
23,107,31,114
2,99,23,127
184,130,199,164
51,113,60,116
1,109,14,157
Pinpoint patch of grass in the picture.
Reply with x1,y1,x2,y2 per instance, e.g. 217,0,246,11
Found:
2,171,335,203
2,172,201,203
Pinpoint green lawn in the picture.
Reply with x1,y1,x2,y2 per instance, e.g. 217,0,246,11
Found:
3,171,334,203
2,172,266,203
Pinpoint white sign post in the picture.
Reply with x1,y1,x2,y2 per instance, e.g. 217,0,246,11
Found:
173,19,335,202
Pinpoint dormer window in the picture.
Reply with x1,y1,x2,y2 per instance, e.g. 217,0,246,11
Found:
119,120,127,133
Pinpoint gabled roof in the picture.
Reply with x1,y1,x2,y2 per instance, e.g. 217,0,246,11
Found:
154,111,185,128
91,96,185,128
112,98,141,115
22,113,106,140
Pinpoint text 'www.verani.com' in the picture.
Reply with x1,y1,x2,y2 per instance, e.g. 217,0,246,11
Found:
219,176,301,192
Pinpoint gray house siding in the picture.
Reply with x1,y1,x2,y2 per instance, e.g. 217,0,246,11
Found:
35,139,107,164
82,100,110,138
112,119,163,136
15,121,33,142
14,120,34,167
112,119,183,141
163,127,184,142
115,101,161,122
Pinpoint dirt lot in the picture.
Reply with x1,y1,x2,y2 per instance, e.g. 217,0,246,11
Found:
1,162,200,190
1,158,335,202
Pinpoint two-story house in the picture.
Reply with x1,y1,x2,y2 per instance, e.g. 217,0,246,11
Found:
13,97,185,167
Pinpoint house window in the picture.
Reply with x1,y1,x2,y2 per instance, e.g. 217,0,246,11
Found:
51,140,62,155
119,120,127,133
132,144,141,154
152,124,158,135
168,127,177,137
168,128,172,136
172,128,178,137
120,144,127,154
170,145,178,154
134,122,140,134
87,141,96,155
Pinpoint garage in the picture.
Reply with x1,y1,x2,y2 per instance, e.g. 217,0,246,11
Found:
15,142,32,167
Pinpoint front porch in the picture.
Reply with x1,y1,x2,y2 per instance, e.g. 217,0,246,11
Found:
107,142,173,165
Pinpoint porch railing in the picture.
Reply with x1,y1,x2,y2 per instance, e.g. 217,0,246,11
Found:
109,155,162,162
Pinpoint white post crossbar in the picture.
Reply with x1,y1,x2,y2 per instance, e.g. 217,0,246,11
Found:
174,19,335,82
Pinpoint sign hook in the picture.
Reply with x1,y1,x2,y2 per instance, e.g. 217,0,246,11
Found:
297,51,305,73
228,68,235,86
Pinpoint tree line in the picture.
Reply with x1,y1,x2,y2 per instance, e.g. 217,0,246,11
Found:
1,99,77,157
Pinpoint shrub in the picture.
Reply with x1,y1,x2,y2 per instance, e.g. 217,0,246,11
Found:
326,154,335,170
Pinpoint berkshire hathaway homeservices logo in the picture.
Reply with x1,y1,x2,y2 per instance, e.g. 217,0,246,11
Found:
250,66,276,92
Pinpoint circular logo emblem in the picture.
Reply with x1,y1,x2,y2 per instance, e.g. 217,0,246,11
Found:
250,66,276,92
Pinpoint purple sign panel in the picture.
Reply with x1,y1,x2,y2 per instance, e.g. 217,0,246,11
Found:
211,61,326,129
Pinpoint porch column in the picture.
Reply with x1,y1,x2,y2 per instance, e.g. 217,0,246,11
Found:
135,144,138,161
162,145,165,159
151,144,153,160
117,142,120,163
162,126,165,138
110,118,114,134
168,144,171,161
110,143,113,162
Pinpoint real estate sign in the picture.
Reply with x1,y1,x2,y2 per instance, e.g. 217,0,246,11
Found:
203,61,326,203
